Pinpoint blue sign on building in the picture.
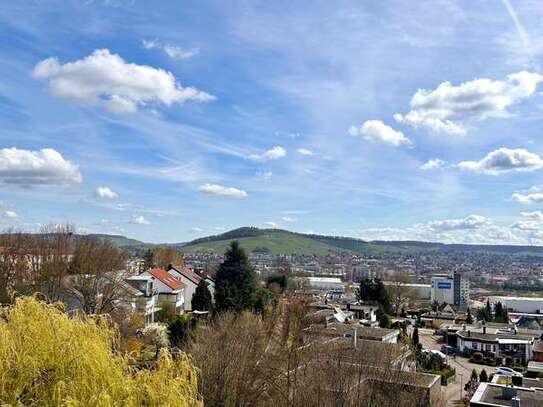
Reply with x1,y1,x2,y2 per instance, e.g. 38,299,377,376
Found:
437,282,452,289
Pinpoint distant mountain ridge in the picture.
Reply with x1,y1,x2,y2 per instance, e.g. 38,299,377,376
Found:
65,227,543,257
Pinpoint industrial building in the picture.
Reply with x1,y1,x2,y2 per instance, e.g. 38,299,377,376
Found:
431,272,469,308
489,296,543,314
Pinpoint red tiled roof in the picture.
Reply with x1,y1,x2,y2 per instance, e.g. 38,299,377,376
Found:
170,265,203,284
147,268,184,290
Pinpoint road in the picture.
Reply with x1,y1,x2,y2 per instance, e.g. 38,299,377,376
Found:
412,327,491,406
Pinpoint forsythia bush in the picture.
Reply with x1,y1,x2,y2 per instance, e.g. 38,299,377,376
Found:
0,297,202,407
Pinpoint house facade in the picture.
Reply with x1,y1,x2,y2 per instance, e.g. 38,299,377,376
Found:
167,264,214,311
140,268,185,315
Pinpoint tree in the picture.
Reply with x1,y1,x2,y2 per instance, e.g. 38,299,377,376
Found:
0,297,202,406
400,306,407,318
470,369,478,383
485,299,493,321
266,273,288,294
479,369,488,383
192,280,213,312
386,273,418,316
358,278,391,313
142,249,154,270
412,327,419,347
153,246,184,269
214,241,257,313
168,315,196,348
376,307,391,328
466,307,473,324
66,238,127,315
494,301,509,323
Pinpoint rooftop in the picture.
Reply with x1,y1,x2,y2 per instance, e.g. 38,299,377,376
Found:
146,268,184,291
471,383,542,407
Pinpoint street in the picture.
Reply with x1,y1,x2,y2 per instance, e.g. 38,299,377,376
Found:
411,327,490,406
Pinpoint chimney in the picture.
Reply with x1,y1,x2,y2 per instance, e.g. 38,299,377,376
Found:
483,326,486,334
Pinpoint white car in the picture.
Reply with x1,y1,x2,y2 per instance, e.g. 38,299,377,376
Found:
495,367,523,377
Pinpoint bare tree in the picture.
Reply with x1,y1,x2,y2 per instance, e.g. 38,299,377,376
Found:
386,273,418,316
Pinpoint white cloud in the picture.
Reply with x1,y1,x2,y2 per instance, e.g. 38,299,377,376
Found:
281,216,296,222
0,148,81,185
249,146,287,161
420,159,446,171
395,71,543,135
94,186,118,199
427,214,491,231
458,148,543,174
350,120,411,146
263,221,278,228
297,148,313,156
33,49,214,113
198,183,248,198
4,210,17,219
129,215,150,225
142,39,200,60
512,190,543,204
521,210,543,221
190,227,203,233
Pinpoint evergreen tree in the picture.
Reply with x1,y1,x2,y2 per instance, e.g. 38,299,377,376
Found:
376,307,390,328
485,299,493,322
466,307,473,324
479,369,488,383
142,249,154,270
470,369,478,382
358,278,391,313
214,241,257,313
412,327,419,347
192,280,213,312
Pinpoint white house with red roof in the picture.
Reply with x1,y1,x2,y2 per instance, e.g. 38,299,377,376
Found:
167,264,214,311
140,268,185,314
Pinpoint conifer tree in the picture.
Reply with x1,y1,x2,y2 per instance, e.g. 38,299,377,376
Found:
214,241,257,313
192,280,213,312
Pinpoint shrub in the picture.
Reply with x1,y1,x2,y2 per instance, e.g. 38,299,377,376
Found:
0,297,202,406
471,352,484,363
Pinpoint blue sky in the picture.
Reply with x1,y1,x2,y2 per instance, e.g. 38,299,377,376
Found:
2,0,543,244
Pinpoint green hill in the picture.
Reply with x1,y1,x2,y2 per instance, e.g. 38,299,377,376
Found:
180,228,347,255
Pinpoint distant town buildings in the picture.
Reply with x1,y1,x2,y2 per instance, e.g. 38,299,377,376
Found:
431,272,469,308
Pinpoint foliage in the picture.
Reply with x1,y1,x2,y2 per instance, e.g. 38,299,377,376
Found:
358,278,391,313
143,249,154,270
466,307,473,324
412,327,419,347
479,369,488,382
376,307,390,328
214,241,257,313
471,352,484,363
192,280,213,312
153,246,184,269
494,301,509,323
266,273,288,294
470,368,478,382
254,286,274,315
0,297,201,406
168,315,197,348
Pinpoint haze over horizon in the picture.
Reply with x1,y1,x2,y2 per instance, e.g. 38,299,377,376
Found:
3,1,543,244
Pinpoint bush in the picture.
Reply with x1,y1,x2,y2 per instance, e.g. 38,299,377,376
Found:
0,297,202,406
471,352,484,363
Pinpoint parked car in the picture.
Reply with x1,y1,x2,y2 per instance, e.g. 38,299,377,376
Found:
440,345,456,355
495,367,523,377
423,349,447,360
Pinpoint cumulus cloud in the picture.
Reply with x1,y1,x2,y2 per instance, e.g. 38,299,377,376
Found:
427,214,491,231
3,210,17,219
512,190,543,204
249,146,287,161
350,120,411,146
263,221,278,228
281,216,296,222
33,49,214,113
458,148,543,174
394,71,543,135
510,211,543,231
297,148,313,156
129,215,150,225
420,159,446,171
198,183,248,198
0,148,81,185
94,186,118,199
142,39,200,60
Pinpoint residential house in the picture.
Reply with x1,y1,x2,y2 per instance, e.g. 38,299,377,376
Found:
124,274,160,324
457,324,540,364
140,268,185,315
470,375,543,406
167,264,214,311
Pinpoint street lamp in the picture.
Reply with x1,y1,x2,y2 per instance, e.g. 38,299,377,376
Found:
458,373,463,401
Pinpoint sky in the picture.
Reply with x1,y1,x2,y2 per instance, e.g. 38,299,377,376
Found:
2,0,543,244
